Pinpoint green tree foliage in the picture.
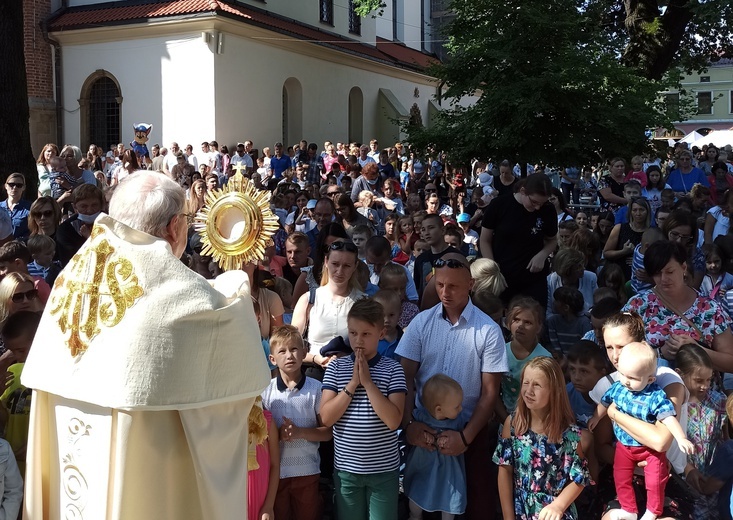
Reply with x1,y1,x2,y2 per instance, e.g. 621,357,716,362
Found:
352,0,386,17
587,0,733,80
407,0,675,164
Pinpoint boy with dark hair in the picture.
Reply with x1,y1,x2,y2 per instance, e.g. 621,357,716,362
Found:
261,325,332,520
320,298,406,520
630,227,665,294
614,179,643,224
546,286,592,354
0,241,51,303
366,236,419,303
413,213,459,299
443,225,465,253
583,297,623,347
566,340,608,428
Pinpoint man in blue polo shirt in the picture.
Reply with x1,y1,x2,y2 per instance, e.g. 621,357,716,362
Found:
396,253,508,520
267,142,291,189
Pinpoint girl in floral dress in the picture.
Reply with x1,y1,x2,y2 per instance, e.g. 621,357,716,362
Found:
493,356,591,520
676,345,727,519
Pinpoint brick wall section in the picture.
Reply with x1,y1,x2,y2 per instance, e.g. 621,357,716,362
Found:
23,0,54,99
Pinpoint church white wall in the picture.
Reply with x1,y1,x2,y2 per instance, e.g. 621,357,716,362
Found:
57,22,437,153
212,29,436,150
236,0,377,44
60,34,215,149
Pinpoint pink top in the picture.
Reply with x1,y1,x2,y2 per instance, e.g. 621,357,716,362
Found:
259,256,287,278
624,170,647,188
248,410,273,520
323,154,341,175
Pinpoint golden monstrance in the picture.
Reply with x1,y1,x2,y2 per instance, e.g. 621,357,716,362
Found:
193,168,279,271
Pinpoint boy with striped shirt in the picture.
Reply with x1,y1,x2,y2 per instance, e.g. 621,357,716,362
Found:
320,298,407,520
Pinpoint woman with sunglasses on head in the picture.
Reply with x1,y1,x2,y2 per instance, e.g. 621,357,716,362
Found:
480,173,557,309
292,239,365,376
291,222,349,315
0,174,28,243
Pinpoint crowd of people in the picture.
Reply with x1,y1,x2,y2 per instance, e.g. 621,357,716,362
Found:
3,136,733,520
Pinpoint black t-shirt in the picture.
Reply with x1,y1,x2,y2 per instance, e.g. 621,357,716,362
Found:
481,194,557,282
282,262,301,287
413,245,460,297
494,177,518,197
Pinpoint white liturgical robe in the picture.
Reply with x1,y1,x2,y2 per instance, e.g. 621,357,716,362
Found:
22,215,271,520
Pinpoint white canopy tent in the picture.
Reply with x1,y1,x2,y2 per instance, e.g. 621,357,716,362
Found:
680,130,704,144
690,130,733,149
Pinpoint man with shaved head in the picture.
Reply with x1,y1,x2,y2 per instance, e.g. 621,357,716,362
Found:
396,253,507,520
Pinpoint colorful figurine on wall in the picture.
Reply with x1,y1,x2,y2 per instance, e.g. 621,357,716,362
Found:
130,123,153,165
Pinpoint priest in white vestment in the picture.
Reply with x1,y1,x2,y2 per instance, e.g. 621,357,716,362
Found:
21,171,271,519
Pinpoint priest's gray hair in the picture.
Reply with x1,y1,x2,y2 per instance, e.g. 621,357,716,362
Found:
109,170,185,238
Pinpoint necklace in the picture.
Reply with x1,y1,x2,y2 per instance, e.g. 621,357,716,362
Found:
680,172,689,193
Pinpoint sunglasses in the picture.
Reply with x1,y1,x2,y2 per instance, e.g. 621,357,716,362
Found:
33,210,54,218
433,258,469,270
6,183,24,189
12,289,39,303
327,241,358,253
425,188,437,193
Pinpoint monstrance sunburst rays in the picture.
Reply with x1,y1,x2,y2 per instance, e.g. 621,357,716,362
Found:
194,172,279,271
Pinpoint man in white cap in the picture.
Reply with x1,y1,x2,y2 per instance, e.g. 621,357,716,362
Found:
22,171,270,519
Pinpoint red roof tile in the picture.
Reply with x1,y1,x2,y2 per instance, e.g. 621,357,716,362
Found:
376,37,436,69
49,0,436,72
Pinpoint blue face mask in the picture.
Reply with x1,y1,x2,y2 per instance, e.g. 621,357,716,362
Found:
367,177,378,186
77,211,102,224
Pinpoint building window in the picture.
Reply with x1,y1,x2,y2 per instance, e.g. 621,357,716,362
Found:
697,91,713,115
89,77,121,149
730,90,733,114
320,0,333,25
80,71,122,152
664,92,680,120
348,0,361,35
700,76,710,83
